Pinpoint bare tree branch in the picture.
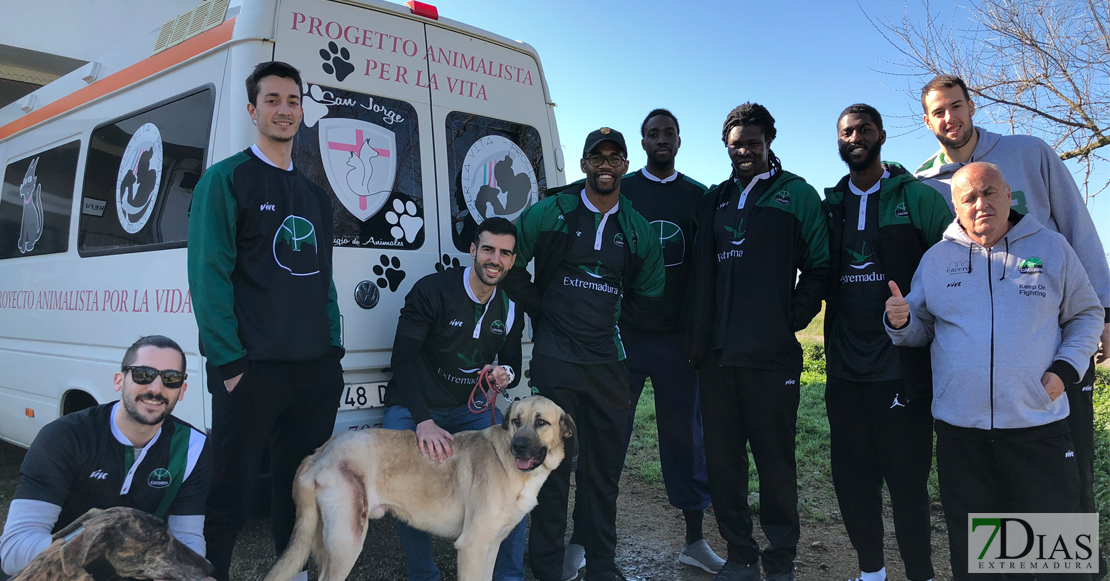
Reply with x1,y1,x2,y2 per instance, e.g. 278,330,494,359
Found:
870,0,1110,200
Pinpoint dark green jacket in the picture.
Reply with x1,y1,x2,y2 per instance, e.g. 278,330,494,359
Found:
823,162,952,400
690,170,830,370
187,149,342,379
502,191,665,323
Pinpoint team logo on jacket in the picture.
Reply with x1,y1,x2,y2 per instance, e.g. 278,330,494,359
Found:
613,233,625,248
318,118,397,222
847,241,875,269
273,215,320,276
1018,257,1044,274
461,136,538,224
457,348,483,374
724,219,746,246
115,123,163,234
774,191,790,206
651,220,685,267
947,260,970,275
148,468,172,489
896,202,909,217
490,320,505,335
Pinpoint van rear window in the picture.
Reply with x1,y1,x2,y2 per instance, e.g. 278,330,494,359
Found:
0,140,80,259
293,83,425,250
78,88,213,256
444,113,545,252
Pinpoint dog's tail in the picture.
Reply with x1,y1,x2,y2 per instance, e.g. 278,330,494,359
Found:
263,458,319,581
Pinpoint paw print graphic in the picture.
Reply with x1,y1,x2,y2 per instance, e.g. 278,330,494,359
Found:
373,255,406,292
320,42,355,82
435,254,461,272
385,198,424,244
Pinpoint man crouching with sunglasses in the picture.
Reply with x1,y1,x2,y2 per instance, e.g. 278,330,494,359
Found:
0,335,215,581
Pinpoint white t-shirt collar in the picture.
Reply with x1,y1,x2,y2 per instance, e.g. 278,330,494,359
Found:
580,189,619,251
251,144,294,171
847,169,890,230
640,167,678,184
733,167,776,209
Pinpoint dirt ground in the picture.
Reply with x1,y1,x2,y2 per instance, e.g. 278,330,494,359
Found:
0,439,953,581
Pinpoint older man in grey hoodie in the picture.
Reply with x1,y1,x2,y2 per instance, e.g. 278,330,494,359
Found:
885,162,1103,581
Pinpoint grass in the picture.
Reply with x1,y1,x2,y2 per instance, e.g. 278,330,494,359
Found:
624,311,1110,553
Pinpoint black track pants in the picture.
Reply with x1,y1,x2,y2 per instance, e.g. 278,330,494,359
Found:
527,354,629,581
202,355,344,581
936,421,1088,581
825,377,934,580
1067,361,1103,579
698,352,800,575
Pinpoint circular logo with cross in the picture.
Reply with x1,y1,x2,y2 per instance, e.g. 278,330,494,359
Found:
148,468,172,489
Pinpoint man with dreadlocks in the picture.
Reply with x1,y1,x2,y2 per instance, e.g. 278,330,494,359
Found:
823,104,950,581
689,103,830,581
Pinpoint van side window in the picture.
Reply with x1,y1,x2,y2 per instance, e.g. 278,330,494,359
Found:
78,88,213,256
0,140,81,259
293,83,425,250
444,113,545,252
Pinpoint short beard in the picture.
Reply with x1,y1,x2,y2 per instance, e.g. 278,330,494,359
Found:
473,262,505,286
123,394,171,426
838,140,882,173
587,172,620,196
935,128,973,151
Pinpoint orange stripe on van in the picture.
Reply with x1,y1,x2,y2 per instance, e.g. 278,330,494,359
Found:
0,18,237,142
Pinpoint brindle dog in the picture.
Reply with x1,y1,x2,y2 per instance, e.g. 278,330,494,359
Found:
9,507,213,581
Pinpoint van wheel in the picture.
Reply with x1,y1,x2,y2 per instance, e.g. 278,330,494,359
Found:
62,391,97,415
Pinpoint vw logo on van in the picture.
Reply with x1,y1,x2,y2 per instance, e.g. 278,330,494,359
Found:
461,136,537,225
115,123,163,234
354,280,380,309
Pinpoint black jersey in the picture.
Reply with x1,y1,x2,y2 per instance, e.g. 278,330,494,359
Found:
827,179,901,381
14,403,211,532
534,196,628,363
384,267,524,420
618,169,706,335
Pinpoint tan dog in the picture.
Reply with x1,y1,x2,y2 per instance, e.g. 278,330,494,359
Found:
10,506,213,581
263,395,575,581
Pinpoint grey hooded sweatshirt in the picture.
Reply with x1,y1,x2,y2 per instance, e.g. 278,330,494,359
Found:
915,128,1110,317
885,212,1103,431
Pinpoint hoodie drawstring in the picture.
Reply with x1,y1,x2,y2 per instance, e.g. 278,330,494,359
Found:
967,243,974,274
999,238,1010,281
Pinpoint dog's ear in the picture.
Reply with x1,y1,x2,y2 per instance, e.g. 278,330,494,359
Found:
59,513,109,576
53,507,104,541
501,400,514,431
559,412,578,459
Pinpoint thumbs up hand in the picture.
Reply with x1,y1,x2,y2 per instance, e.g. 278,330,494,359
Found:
885,281,910,329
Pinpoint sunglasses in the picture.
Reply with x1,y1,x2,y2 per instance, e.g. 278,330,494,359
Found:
123,366,187,388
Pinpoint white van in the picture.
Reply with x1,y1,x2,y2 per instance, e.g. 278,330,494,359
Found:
0,0,564,448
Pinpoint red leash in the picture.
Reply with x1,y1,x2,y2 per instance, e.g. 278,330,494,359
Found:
468,368,506,426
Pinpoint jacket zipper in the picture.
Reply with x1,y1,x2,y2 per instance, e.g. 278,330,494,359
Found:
987,246,995,430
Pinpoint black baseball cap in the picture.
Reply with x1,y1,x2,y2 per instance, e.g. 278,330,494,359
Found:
582,127,627,156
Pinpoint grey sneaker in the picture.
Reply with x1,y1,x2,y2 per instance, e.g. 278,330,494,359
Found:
766,571,796,581
679,539,726,573
712,560,761,581
561,543,586,581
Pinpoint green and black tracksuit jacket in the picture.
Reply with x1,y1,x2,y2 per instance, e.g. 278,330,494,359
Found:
187,148,343,380
689,170,830,371
823,162,952,401
502,191,665,362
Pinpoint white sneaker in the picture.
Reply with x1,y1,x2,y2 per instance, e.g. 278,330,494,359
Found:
679,539,726,573
561,543,586,581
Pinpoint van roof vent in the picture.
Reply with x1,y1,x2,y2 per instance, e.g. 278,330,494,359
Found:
152,0,231,55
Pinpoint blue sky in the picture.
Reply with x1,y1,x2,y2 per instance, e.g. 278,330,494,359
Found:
441,0,1110,257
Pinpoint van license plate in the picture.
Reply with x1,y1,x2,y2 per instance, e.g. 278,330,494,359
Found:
340,383,387,410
